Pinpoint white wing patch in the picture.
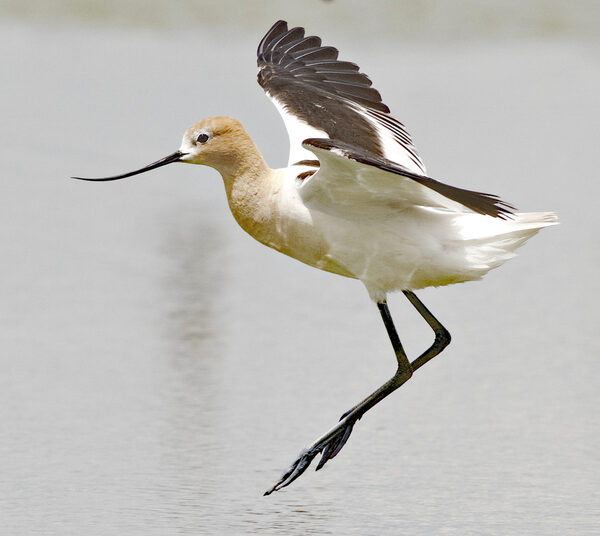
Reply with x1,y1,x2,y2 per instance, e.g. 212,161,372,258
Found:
356,106,426,174
269,95,328,166
270,93,426,173
298,144,465,217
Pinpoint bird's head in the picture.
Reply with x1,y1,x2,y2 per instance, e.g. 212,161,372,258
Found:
179,116,247,169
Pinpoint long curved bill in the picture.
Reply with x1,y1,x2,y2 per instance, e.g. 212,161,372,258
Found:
71,150,187,181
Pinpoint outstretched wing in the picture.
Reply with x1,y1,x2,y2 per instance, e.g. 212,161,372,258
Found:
257,20,426,173
300,138,514,219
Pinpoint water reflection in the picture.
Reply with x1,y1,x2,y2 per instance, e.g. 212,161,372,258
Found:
160,218,223,358
156,214,227,514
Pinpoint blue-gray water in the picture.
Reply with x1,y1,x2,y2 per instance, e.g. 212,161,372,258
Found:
1,7,598,535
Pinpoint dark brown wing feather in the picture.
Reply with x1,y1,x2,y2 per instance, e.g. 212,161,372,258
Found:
257,20,422,166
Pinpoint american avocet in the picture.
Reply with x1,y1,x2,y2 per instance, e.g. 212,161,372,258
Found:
73,20,557,494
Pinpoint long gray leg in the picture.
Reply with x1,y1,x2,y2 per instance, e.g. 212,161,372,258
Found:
265,300,412,494
264,294,450,495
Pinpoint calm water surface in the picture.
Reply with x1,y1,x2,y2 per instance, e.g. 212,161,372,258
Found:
0,17,598,535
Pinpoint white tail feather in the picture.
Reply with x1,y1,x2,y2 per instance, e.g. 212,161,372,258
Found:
454,211,558,277
458,212,558,241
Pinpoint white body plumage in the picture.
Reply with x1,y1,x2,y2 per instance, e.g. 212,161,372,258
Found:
242,162,557,303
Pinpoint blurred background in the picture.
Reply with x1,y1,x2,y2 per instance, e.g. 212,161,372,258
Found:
1,1,598,534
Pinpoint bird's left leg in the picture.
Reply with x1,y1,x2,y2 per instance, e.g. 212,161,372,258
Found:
264,300,413,495
402,290,451,371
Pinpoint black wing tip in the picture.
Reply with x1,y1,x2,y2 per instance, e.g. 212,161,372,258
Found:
467,191,516,219
474,196,516,219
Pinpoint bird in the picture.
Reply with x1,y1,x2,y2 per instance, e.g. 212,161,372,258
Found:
72,20,557,495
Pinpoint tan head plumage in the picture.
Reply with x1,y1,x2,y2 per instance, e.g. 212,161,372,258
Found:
179,116,267,181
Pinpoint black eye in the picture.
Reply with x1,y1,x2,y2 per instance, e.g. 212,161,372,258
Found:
196,133,209,144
